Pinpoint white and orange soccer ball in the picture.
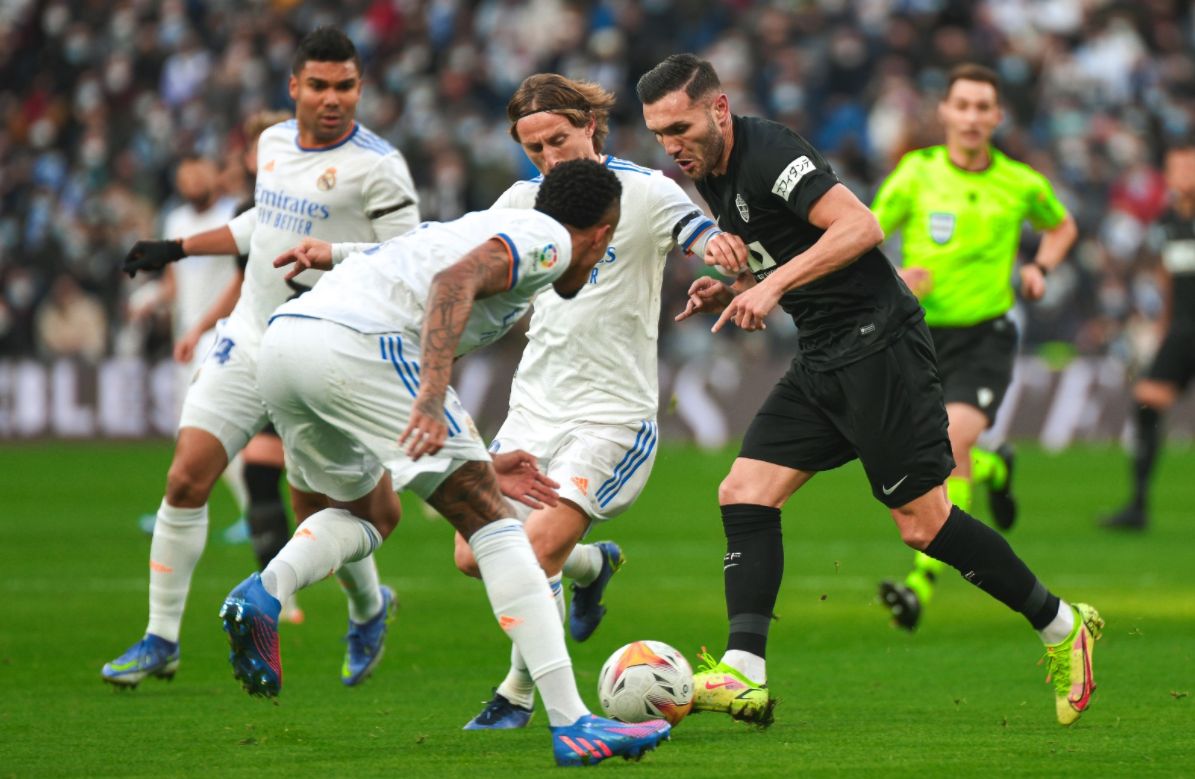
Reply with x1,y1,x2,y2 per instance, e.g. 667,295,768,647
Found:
597,640,694,726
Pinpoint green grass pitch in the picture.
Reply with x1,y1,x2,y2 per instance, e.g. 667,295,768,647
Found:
1,441,1192,776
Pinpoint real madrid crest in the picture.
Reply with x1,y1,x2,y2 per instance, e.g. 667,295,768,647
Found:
735,193,750,222
317,167,337,191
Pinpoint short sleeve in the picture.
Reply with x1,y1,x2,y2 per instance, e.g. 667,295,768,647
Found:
227,207,256,255
648,173,717,257
1024,171,1067,231
871,153,918,237
490,181,538,211
491,212,571,291
362,152,420,241
762,133,839,220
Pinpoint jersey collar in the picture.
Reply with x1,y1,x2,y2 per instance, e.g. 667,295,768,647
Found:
294,122,360,153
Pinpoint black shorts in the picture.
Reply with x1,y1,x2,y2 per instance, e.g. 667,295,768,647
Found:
929,315,1017,425
1146,327,1195,390
740,321,954,509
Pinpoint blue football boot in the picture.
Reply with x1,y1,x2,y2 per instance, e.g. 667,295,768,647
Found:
219,573,283,697
101,635,179,688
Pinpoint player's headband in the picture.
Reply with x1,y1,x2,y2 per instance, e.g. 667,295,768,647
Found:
513,104,592,121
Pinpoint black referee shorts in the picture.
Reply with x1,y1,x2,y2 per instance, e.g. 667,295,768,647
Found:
929,315,1017,425
739,321,954,509
1145,327,1195,390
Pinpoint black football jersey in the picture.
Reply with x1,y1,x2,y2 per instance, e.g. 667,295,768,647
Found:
696,115,922,370
1151,207,1195,330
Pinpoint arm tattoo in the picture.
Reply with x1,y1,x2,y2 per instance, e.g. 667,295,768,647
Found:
417,239,517,401
428,460,514,537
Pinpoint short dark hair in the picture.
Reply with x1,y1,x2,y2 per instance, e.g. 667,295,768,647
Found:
291,27,360,76
945,63,1001,101
534,159,621,229
636,54,721,105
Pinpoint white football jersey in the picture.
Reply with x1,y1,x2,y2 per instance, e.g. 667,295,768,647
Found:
226,120,419,345
496,156,716,425
162,196,239,339
274,208,572,357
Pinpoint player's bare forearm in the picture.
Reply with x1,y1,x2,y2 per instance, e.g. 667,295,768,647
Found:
767,184,883,294
181,225,239,257
768,211,882,294
417,238,514,401
1034,213,1078,272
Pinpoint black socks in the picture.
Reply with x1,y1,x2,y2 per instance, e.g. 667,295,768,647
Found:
721,504,783,657
1131,405,1162,510
924,505,1059,630
243,464,289,571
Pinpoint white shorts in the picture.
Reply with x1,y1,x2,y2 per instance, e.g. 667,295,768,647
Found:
178,317,269,459
258,315,489,502
490,407,658,523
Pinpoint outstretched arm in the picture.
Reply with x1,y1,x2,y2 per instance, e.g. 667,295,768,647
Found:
399,238,516,459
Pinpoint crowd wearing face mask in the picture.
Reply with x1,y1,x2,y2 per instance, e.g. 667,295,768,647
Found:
0,0,1191,374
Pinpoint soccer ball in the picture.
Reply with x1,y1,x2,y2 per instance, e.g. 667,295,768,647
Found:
597,640,694,726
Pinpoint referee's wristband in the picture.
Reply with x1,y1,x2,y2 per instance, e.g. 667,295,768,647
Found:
1028,261,1049,277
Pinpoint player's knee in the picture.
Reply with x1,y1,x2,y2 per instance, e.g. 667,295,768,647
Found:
164,461,214,507
717,473,746,505
892,515,936,551
526,527,568,576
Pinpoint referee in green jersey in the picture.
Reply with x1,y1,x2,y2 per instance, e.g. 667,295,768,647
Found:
872,64,1077,630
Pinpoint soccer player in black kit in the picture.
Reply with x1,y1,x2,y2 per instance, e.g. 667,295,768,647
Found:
1102,142,1195,530
637,54,1102,728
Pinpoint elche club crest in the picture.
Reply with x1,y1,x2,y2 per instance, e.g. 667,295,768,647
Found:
735,193,751,222
317,167,337,191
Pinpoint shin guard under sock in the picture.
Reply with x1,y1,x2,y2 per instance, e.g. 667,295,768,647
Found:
924,506,1060,630
721,504,783,658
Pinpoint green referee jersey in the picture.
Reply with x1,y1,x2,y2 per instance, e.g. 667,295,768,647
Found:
871,145,1068,327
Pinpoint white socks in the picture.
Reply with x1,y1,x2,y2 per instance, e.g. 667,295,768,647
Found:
497,573,566,709
1038,599,1076,645
146,500,208,643
221,452,249,513
470,519,587,726
562,544,602,586
723,649,767,685
338,555,385,624
260,508,381,606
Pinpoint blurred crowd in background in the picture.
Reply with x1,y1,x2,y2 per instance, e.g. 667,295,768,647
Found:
2,0,1193,373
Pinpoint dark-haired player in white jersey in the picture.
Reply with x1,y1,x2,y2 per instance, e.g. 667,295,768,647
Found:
287,74,735,730
102,27,418,690
221,160,671,767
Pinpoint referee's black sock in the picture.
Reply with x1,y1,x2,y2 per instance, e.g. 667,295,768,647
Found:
244,463,289,570
1131,405,1162,511
721,504,783,657
924,505,1060,630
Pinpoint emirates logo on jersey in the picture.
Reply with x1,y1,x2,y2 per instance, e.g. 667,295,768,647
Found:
735,194,750,222
316,167,337,191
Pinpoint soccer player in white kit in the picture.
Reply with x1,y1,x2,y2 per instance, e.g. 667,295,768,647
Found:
451,74,737,729
101,28,419,689
220,159,671,767
126,157,247,523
